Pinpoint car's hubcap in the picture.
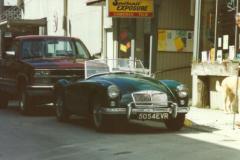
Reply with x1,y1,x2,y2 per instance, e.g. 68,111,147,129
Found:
93,106,102,128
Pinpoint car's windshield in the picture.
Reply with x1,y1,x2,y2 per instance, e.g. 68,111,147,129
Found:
21,39,90,59
85,59,148,79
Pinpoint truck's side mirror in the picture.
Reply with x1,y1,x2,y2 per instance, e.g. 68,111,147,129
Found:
91,52,101,59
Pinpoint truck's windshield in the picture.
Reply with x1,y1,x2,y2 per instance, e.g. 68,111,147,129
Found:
21,39,90,59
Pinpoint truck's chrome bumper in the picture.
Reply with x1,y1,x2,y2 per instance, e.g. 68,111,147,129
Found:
26,85,54,95
26,85,54,104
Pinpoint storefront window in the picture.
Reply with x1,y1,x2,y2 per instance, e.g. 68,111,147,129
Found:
199,0,239,63
199,0,217,62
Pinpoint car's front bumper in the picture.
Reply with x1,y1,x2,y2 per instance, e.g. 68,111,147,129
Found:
99,104,189,120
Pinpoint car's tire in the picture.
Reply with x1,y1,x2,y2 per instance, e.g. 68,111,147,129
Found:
0,91,8,109
92,101,112,132
164,114,185,131
55,94,69,122
19,90,32,115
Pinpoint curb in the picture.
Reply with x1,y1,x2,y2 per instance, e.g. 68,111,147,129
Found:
184,118,215,132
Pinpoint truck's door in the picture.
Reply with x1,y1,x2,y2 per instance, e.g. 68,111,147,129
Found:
0,40,21,94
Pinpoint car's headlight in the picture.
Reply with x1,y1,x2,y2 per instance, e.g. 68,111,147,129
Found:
176,84,188,98
108,85,120,99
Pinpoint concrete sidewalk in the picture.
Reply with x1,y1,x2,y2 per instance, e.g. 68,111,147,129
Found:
185,107,240,138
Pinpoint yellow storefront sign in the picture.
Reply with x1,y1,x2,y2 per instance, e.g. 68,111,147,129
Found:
108,0,153,18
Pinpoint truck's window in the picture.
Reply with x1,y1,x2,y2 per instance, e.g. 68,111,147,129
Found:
21,38,90,59
47,40,74,57
22,40,44,59
75,40,90,59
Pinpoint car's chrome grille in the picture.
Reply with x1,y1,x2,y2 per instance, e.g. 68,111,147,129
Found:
133,93,151,102
132,91,168,107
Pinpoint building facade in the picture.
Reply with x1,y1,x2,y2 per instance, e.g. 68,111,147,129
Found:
21,0,194,95
192,0,240,110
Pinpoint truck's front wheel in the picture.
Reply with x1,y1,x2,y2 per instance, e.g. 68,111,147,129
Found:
19,90,32,115
0,91,8,109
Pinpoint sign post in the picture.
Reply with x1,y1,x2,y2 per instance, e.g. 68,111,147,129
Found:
234,12,240,130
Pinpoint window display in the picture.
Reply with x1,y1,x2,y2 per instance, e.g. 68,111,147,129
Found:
157,29,193,52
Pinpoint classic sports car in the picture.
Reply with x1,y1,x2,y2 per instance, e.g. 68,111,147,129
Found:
54,59,189,132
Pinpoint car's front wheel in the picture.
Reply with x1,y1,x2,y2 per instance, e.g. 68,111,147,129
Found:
55,94,69,122
19,90,32,115
164,114,185,131
92,101,111,132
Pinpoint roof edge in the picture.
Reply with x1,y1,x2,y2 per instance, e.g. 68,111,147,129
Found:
86,0,105,6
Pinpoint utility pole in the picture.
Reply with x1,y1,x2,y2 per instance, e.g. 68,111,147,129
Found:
150,0,160,74
63,0,68,36
0,0,3,56
0,0,4,21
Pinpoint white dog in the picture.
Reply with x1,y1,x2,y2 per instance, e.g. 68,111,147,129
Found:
216,76,240,113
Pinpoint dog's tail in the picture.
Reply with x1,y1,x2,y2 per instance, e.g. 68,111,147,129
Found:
216,80,222,92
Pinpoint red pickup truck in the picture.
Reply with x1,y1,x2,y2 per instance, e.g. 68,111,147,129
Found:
0,35,92,115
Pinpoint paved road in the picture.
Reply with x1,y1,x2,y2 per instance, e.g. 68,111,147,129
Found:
1,105,240,160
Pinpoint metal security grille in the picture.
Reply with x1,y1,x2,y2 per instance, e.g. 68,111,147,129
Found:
0,6,21,22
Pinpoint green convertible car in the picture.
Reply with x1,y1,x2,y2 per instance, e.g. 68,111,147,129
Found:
54,59,189,132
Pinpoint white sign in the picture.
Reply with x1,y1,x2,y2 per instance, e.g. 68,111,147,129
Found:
229,45,235,60
201,51,208,63
217,50,223,63
218,37,222,48
223,35,229,50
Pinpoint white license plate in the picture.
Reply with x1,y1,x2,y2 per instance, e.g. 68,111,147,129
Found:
137,113,169,120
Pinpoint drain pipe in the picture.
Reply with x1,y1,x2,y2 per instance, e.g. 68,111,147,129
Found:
63,0,68,36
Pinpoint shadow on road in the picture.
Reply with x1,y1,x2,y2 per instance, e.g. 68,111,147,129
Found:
63,116,204,135
2,101,219,134
4,101,56,117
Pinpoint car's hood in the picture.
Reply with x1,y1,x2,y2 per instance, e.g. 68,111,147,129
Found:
91,73,174,103
90,73,176,105
24,58,85,69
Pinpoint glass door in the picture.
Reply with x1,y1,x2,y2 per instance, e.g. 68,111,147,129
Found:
118,19,135,59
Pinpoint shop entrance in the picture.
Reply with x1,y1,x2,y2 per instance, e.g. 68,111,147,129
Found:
118,19,135,59
117,18,151,70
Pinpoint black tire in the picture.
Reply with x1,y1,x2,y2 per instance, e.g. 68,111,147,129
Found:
55,94,69,122
19,90,32,115
0,91,8,109
92,101,112,132
164,114,185,131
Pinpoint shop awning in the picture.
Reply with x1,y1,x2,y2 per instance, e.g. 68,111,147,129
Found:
0,18,47,28
86,0,105,6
